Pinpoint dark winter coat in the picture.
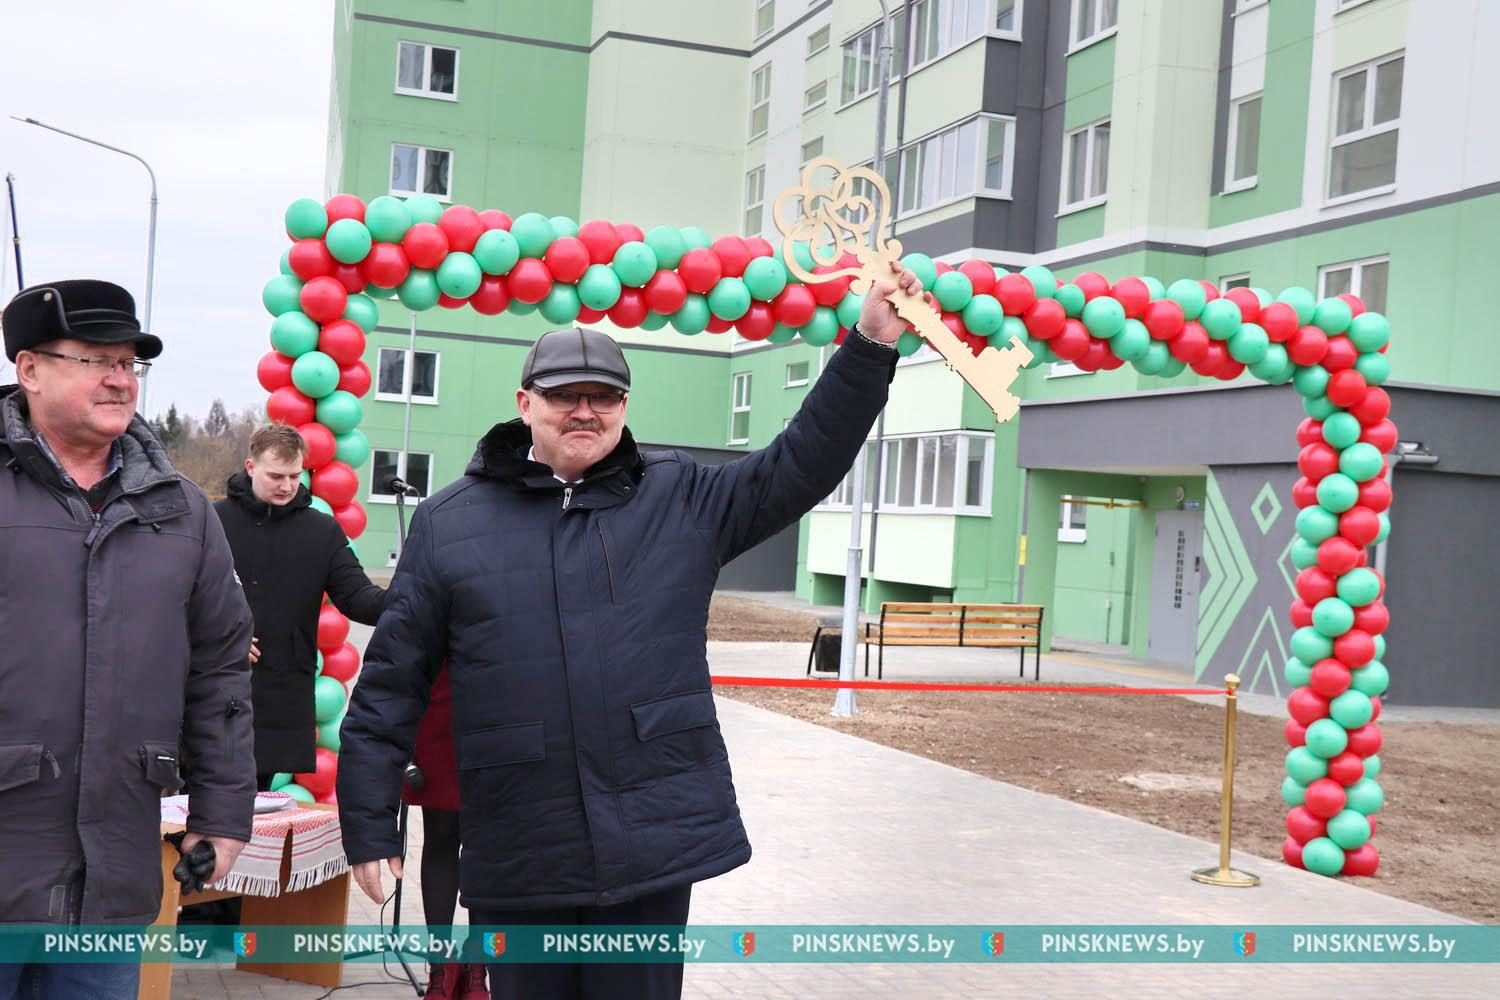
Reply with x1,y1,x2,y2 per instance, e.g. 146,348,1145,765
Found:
214,472,387,775
0,386,255,924
338,332,897,910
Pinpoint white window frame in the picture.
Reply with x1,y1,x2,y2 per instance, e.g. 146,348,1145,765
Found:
785,360,811,387
1070,0,1118,52
1059,118,1110,212
806,25,830,57
896,114,1016,218
1048,361,1093,378
1058,495,1088,543
368,450,434,505
1219,273,1251,292
729,373,753,444
754,0,776,40
991,0,1023,40
908,0,991,73
743,166,766,236
1318,255,1390,315
1224,93,1261,193
374,347,441,405
394,40,460,101
749,64,772,139
390,143,453,201
800,137,824,167
804,80,829,111
818,432,994,516
1326,52,1403,205
839,15,905,108
1233,0,1268,13
1336,0,1380,11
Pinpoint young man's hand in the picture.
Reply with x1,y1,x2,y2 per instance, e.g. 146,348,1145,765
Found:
248,637,261,664
857,260,924,343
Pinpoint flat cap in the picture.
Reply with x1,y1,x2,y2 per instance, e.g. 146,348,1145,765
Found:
521,327,630,392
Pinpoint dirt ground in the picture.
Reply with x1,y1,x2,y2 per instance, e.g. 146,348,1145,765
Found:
706,596,1500,922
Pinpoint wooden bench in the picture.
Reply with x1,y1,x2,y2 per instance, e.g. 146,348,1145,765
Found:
863,602,1045,680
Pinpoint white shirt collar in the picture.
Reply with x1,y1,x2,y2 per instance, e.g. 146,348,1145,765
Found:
526,446,581,485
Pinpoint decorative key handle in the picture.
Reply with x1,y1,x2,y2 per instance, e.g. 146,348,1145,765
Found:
772,156,1033,422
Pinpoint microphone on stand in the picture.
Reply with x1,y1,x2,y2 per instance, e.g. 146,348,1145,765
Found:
385,476,419,497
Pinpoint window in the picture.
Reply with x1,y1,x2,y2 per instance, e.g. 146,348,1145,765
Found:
910,0,989,67
806,26,830,56
370,450,433,501
749,64,771,138
729,373,752,444
898,116,1014,215
804,80,828,110
821,433,993,514
1059,495,1087,543
1329,54,1403,200
1220,274,1251,291
1234,0,1268,12
1048,360,1092,378
786,360,811,386
800,137,824,167
743,166,766,236
390,143,452,200
840,13,906,105
755,0,775,39
1319,256,1389,314
995,0,1020,34
395,41,458,99
1226,94,1261,191
375,348,440,404
1072,0,1118,47
1062,120,1110,208
804,26,830,111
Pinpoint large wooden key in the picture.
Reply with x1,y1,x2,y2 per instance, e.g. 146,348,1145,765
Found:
772,157,1033,422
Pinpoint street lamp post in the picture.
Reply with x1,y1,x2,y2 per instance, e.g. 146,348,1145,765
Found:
13,117,159,414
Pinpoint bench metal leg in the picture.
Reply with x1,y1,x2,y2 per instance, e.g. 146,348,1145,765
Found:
863,624,870,678
1018,645,1025,679
806,626,821,677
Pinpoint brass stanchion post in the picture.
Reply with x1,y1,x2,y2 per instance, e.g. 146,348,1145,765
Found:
1191,673,1260,887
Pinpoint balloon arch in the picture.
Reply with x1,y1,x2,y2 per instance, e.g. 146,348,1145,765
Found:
257,191,1396,879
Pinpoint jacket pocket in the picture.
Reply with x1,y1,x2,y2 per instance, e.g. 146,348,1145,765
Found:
631,690,716,742
0,742,45,794
139,742,185,791
458,722,546,770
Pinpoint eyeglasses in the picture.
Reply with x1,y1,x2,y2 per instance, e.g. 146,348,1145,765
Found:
532,388,626,413
30,350,151,379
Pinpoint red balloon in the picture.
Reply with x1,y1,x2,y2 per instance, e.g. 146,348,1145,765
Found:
996,274,1037,316
438,292,469,310
1285,719,1307,747
289,239,337,280
1296,568,1338,605
1326,372,1369,410
1360,418,1398,453
1289,599,1314,628
544,237,591,283
1345,722,1382,757
299,277,348,324
1348,386,1390,425
577,220,622,265
325,194,365,224
317,605,350,651
1282,836,1305,869
1080,339,1112,371
478,209,512,230
1369,695,1382,722
1356,477,1391,513
298,422,336,470
1073,271,1110,300
507,259,553,304
1309,659,1352,699
1286,325,1329,367
361,242,410,288
1187,343,1224,376
295,747,339,798
1298,443,1340,482
1216,360,1246,381
1317,536,1363,576
1304,779,1347,820
772,285,817,328
1292,477,1320,509
321,641,360,683
1327,751,1365,786
1142,298,1185,340
1198,280,1220,303
1223,287,1261,324
1288,687,1329,725
332,500,367,541
1322,335,1358,372
257,352,295,393
1286,804,1328,842
1334,630,1376,668
471,275,511,315
810,270,852,308
317,319,366,367
1050,319,1091,362
616,223,646,245
678,248,723,294
1110,277,1151,319
608,288,649,328
1168,321,1210,364
1022,297,1066,339
1353,601,1389,636
730,301,771,341
267,386,317,426
1259,302,1299,343
576,306,607,324
1099,352,1127,371
643,270,688,314
312,461,359,508
1296,418,1323,447
711,236,752,278
1337,293,1366,318
402,222,450,270
338,361,372,397
438,205,485,253
1341,844,1380,877
332,264,366,295
959,260,997,295
705,315,733,334
1340,505,1382,545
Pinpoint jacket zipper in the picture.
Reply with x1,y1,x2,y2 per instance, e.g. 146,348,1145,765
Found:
41,748,60,779
562,486,573,510
597,522,618,604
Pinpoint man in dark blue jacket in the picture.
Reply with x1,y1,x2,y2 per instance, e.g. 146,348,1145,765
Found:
338,263,921,1000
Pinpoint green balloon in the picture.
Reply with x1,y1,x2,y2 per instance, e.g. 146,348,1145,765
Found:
317,715,343,752
1301,836,1345,876
1292,365,1330,399
1166,278,1207,320
612,241,658,288
1316,473,1359,513
538,284,581,324
995,315,1027,347
744,257,790,302
1303,395,1338,420
708,277,752,321
315,650,324,675
1199,297,1242,340
1373,632,1387,660
334,429,370,468
639,312,669,331
1305,718,1350,759
365,196,412,243
899,253,938,290
1277,286,1317,325
279,250,294,277
1363,754,1382,779
1020,265,1056,299
800,307,839,347
285,198,328,239
1330,689,1374,729
309,495,333,517
1291,626,1334,664
1347,312,1390,353
784,241,816,280
836,291,864,329
1135,341,1169,375
962,294,1004,336
437,252,483,298
645,226,687,270
1322,412,1362,450
578,264,623,311
285,783,316,804
326,218,373,265
1262,346,1297,384
1081,295,1126,338
270,311,320,357
1355,352,1390,386
1249,286,1273,308
932,271,974,312
401,194,442,225
1141,276,1166,299
366,283,396,299
1284,657,1313,688
300,470,311,488
680,226,712,251
1054,283,1085,317
1346,777,1384,814
398,269,440,311
1296,505,1340,544
263,275,305,317
1313,296,1353,335
1154,357,1182,378
1286,746,1328,783
1110,319,1151,361
895,331,924,356
291,351,341,399
1336,568,1381,607
510,213,555,258
549,216,579,238
1338,442,1382,482
1281,776,1307,807
471,229,520,276
1227,322,1268,364
1374,513,1390,545
269,772,293,791
1326,808,1371,849
671,294,710,334
1291,537,1319,570
343,294,379,334
314,675,347,724
1313,597,1355,637
1350,659,1389,697
316,390,363,435
768,322,797,344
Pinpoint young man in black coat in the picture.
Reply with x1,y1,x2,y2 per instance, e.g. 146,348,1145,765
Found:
214,423,388,788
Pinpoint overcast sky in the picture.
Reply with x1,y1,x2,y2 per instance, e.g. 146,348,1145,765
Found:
1,1,335,420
